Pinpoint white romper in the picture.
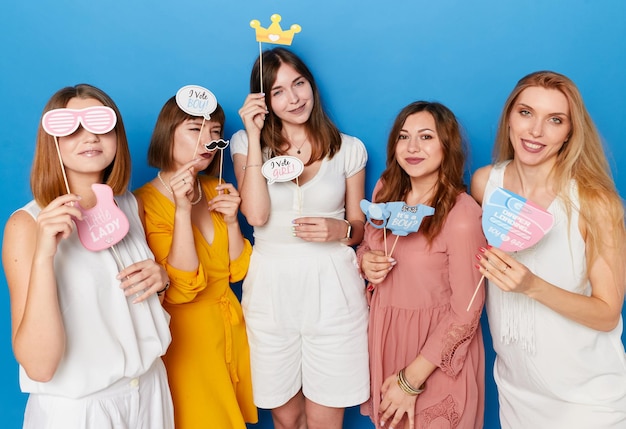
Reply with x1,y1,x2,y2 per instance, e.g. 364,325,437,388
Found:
484,162,626,428
231,130,370,409
18,191,173,429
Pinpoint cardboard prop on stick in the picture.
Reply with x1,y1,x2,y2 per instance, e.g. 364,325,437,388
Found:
360,199,434,292
250,14,301,92
176,85,217,119
42,106,140,299
42,106,117,195
75,185,135,299
74,184,130,252
246,14,306,197
482,187,554,252
384,202,436,237
261,156,305,185
258,155,305,214
204,138,230,187
248,15,307,210
175,85,227,185
360,201,391,229
466,187,555,311
360,199,434,257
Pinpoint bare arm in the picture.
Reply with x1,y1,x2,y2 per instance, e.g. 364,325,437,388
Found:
208,182,246,260
531,204,624,330
2,194,83,381
163,159,206,273
133,194,166,303
477,200,625,331
234,93,271,226
469,165,492,205
472,164,624,330
293,169,367,243
343,168,366,246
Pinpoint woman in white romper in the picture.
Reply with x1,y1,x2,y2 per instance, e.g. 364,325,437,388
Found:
231,47,369,429
471,71,626,428
2,84,174,428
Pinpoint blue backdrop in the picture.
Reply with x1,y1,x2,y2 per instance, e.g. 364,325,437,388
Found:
1,1,625,427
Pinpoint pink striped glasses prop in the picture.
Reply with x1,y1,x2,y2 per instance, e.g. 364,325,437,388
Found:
42,106,117,137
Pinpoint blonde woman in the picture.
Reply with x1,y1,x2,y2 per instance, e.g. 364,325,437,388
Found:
472,71,626,428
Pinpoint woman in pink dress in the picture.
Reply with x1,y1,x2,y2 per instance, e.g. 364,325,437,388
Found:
358,101,486,429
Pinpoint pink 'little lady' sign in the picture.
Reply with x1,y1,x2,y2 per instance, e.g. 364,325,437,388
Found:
73,183,130,252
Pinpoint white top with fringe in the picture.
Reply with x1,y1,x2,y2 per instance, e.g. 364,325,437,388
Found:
485,161,626,428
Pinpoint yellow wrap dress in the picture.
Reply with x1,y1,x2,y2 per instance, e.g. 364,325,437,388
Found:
135,175,257,428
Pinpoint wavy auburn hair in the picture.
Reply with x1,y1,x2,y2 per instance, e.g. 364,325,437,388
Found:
495,70,625,266
376,101,468,243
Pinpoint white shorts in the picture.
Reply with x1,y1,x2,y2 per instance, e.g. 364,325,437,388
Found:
242,242,370,409
23,360,174,429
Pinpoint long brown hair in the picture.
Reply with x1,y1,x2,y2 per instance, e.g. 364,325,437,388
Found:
376,101,468,243
31,84,131,207
249,47,341,164
494,70,625,266
147,96,225,176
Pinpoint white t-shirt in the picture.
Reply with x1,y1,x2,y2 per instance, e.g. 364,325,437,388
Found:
230,130,367,246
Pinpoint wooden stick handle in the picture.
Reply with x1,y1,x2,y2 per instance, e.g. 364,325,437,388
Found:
389,235,400,258
466,274,485,312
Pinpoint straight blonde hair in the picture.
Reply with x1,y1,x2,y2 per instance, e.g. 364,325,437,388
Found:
494,71,625,270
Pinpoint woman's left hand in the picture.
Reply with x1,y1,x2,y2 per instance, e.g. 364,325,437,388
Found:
292,216,347,242
117,260,169,303
379,373,418,429
475,246,537,295
208,182,241,225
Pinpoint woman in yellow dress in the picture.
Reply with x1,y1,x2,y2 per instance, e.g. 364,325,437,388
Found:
134,95,257,428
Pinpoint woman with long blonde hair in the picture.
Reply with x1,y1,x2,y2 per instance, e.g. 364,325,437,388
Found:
472,71,626,428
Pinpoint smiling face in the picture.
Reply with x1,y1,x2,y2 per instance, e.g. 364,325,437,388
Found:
395,111,443,187
269,63,314,126
508,86,572,168
57,97,117,182
171,118,222,170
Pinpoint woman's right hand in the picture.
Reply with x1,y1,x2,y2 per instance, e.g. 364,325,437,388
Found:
361,249,396,285
238,93,268,136
168,158,204,210
36,193,83,258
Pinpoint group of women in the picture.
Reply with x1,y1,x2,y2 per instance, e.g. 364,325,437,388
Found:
3,46,626,429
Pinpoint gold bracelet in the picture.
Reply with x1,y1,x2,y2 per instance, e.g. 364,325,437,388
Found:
397,368,425,395
242,164,262,170
341,219,352,241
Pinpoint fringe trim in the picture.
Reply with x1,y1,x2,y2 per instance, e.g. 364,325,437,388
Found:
497,287,536,354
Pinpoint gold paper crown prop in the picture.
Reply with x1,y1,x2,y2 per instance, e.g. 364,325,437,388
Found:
250,14,301,45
